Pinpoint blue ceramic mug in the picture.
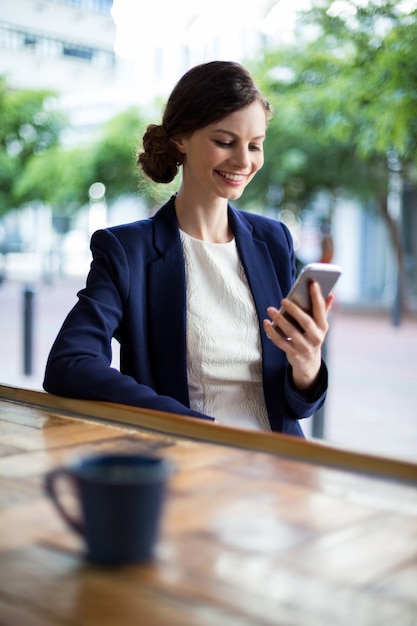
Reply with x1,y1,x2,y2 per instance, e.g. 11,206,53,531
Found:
45,453,170,565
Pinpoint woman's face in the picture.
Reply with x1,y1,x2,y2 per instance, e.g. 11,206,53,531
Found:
176,101,266,202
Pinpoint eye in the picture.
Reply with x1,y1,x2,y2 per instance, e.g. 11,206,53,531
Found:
249,144,263,152
214,140,232,148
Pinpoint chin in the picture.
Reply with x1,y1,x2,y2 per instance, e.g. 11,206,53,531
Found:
228,191,244,201
223,187,245,201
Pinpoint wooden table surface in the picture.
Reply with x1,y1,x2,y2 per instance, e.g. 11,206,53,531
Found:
0,388,416,625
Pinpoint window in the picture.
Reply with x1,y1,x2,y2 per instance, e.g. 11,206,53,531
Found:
47,0,113,15
62,44,93,61
0,23,115,67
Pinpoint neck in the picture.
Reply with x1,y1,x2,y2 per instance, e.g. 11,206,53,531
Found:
174,192,232,243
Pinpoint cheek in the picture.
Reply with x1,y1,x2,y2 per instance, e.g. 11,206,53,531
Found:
252,154,264,173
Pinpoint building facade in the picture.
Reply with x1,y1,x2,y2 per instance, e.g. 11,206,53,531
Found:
0,0,130,133
0,0,415,311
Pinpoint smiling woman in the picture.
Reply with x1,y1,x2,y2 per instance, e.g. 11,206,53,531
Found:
172,103,266,209
138,61,271,184
44,61,335,437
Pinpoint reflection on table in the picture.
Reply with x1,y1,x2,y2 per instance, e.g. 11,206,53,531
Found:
0,387,416,625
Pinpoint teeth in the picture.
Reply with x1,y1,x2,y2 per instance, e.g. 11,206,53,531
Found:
218,171,244,181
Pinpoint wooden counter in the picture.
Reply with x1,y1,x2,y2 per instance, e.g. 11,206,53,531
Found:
0,387,416,625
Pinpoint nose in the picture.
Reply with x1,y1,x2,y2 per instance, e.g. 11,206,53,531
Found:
231,145,251,170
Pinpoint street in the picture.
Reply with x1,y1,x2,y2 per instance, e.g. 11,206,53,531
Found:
1,278,416,462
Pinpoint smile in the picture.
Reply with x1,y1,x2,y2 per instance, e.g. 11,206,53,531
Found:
216,170,245,182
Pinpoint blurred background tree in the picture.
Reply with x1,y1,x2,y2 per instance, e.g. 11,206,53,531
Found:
1,0,416,318
14,105,177,217
0,78,66,218
246,0,417,319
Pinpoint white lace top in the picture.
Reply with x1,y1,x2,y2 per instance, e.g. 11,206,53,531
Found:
180,230,271,431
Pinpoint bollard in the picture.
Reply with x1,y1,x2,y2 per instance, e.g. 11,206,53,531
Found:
312,404,325,439
311,323,329,440
391,268,403,327
23,285,35,376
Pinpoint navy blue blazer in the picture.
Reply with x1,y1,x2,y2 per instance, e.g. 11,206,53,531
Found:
43,196,327,436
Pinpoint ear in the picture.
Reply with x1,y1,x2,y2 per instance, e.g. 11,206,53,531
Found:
173,136,187,154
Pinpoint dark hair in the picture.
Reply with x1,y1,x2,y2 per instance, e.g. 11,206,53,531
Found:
137,61,272,183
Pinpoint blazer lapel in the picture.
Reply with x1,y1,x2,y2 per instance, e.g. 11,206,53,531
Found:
147,199,190,406
230,208,285,366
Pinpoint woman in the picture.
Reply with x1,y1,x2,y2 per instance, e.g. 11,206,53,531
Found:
43,61,334,436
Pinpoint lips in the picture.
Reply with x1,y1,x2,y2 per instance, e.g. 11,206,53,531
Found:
216,170,245,182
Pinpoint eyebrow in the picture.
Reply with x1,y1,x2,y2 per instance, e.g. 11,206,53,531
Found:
212,129,266,140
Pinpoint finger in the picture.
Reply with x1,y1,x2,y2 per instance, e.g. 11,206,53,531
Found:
325,293,335,314
266,309,310,349
309,283,322,322
310,284,334,335
263,318,294,346
274,300,309,336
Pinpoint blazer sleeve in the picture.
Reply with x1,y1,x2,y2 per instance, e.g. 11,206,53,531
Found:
43,228,213,421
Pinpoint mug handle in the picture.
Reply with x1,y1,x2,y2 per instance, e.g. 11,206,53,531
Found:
45,468,84,535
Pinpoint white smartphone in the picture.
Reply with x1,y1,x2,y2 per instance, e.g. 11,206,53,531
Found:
275,262,342,335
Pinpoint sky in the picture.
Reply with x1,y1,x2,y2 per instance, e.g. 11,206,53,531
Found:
107,0,417,106
110,0,417,66
110,0,310,60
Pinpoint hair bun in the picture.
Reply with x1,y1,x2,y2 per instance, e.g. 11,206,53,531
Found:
137,124,181,183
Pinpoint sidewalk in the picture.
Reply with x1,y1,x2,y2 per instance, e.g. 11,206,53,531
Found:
1,279,416,462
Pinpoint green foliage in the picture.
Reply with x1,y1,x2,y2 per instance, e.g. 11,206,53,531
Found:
15,107,143,213
303,0,417,161
245,0,417,215
15,104,179,214
89,107,144,202
3,0,416,223
0,77,67,216
14,145,94,212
